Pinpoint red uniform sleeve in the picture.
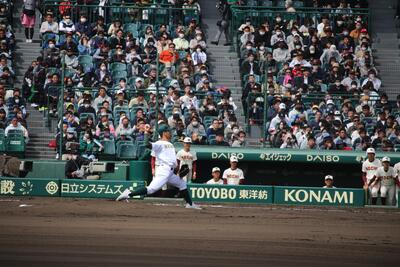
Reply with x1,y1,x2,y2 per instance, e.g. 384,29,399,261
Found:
192,161,197,174
239,179,245,185
151,156,155,170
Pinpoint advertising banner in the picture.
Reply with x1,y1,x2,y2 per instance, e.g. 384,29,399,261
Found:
188,184,273,204
0,178,60,197
274,186,364,207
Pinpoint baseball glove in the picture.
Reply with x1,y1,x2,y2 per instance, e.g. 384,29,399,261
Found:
178,164,190,178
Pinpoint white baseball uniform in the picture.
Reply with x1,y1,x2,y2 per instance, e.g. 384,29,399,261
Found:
394,162,400,203
376,166,396,205
176,149,197,182
222,168,245,185
151,150,168,191
362,158,381,197
206,178,224,185
146,140,186,194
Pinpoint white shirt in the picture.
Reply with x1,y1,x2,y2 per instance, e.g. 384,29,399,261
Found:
362,158,381,182
376,166,396,186
323,186,337,188
151,140,177,168
222,168,244,185
206,178,224,185
176,149,197,169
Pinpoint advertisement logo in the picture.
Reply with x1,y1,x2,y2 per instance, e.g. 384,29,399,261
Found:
46,181,59,195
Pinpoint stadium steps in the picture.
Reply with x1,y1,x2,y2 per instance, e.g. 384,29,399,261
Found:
370,0,400,99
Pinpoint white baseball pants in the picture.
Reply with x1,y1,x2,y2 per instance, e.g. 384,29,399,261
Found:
147,165,187,194
380,185,396,205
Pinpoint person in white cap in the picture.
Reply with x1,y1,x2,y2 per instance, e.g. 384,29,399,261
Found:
206,167,223,185
373,157,396,205
323,175,336,188
393,161,400,204
222,156,245,185
361,147,381,205
176,137,197,182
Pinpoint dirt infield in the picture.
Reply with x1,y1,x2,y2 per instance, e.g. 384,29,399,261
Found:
0,198,399,266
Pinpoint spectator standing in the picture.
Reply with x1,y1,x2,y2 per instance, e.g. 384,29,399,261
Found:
206,167,223,185
222,156,245,185
21,0,36,43
211,0,231,46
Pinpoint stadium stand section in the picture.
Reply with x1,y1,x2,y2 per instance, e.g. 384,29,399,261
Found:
232,0,400,151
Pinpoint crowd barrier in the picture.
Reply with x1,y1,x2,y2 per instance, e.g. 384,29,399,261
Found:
1,178,398,208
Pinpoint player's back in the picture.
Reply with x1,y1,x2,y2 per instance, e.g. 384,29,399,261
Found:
152,140,177,168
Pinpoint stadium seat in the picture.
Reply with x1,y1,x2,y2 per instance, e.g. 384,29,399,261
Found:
116,142,137,160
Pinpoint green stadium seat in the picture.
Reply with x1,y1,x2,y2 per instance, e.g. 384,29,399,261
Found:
99,139,116,160
78,55,93,64
0,129,5,152
6,135,25,153
116,142,137,160
110,62,127,72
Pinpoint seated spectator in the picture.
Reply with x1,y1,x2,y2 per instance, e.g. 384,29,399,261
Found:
361,70,381,91
231,130,246,147
40,13,58,38
213,132,229,146
80,130,103,160
240,53,260,76
59,13,75,34
206,167,223,185
75,14,92,37
5,117,29,143
222,156,245,185
96,114,115,137
115,116,134,137
64,48,78,69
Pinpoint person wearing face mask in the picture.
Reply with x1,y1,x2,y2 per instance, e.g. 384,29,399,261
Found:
96,114,115,137
328,78,347,94
223,116,238,139
272,41,290,63
64,48,79,69
80,130,103,160
42,39,60,67
75,14,92,37
341,70,360,90
239,26,255,48
361,70,381,91
191,45,207,67
7,89,26,116
189,33,206,50
186,116,206,138
231,130,246,148
254,26,270,47
59,14,76,34
270,26,286,46
173,30,189,51
115,116,134,137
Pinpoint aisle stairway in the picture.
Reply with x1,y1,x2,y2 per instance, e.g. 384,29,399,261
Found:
370,0,400,99
12,0,57,159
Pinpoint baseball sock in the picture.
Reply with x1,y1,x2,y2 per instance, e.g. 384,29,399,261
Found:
381,197,386,205
180,189,193,205
371,197,377,205
129,187,147,197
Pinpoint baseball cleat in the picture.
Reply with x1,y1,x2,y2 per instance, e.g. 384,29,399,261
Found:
116,189,131,201
185,203,202,210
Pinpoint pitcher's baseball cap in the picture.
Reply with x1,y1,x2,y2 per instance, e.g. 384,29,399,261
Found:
230,156,238,162
212,167,221,172
157,125,170,135
366,147,375,154
183,137,192,143
381,156,390,162
324,175,333,181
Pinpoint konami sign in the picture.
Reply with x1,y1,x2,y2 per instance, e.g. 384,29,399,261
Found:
274,187,364,207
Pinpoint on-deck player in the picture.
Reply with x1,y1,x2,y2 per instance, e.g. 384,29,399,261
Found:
222,156,245,185
116,125,200,209
361,148,381,205
373,157,396,205
176,137,197,182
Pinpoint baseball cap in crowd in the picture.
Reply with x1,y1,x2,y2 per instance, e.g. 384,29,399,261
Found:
279,103,286,110
212,167,221,173
326,99,334,105
381,156,390,163
116,89,124,95
230,156,238,162
183,137,192,143
324,175,333,181
135,77,143,83
67,127,75,134
366,147,375,154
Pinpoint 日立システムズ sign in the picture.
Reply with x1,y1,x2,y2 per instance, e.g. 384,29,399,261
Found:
188,184,273,204
274,186,364,207
60,180,145,199
0,178,60,196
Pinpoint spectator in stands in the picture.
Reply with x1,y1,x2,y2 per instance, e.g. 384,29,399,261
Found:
231,130,246,148
186,116,206,137
273,41,290,63
75,14,92,37
115,116,134,137
40,13,58,38
361,70,381,91
5,117,29,143
191,45,207,68
64,48,78,69
213,132,229,146
241,53,260,76
0,108,6,129
222,156,245,185
206,167,223,185
129,91,148,109
96,114,115,137
107,19,122,37
21,0,36,43
173,30,189,51
80,130,103,160
238,17,255,33
159,43,179,79
59,13,75,33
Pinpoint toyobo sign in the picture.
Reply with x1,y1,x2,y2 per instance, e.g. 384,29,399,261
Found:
0,178,60,196
274,186,364,207
188,184,273,204
61,179,145,199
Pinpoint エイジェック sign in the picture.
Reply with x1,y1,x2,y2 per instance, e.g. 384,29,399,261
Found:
188,184,273,204
274,186,364,206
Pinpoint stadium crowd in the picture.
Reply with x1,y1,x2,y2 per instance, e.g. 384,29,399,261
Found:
0,1,30,154
236,0,400,151
22,0,246,160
